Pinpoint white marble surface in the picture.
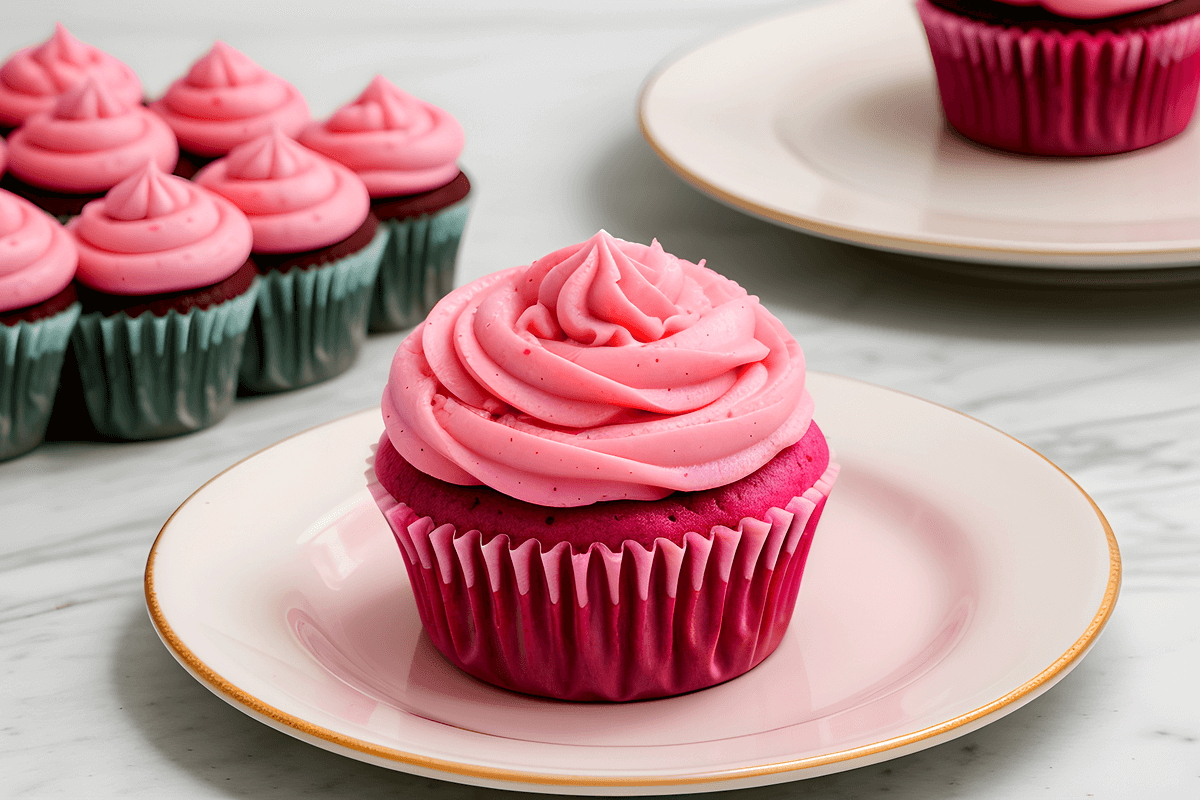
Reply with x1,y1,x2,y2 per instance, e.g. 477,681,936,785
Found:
3,0,1199,796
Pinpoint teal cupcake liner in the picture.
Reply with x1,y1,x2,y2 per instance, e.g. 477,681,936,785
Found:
240,224,388,394
369,198,470,333
71,285,258,441
0,303,81,461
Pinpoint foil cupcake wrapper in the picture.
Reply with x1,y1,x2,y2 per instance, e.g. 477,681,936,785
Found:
369,198,470,333
0,303,81,461
917,0,1200,155
368,453,839,702
240,224,388,394
71,283,258,440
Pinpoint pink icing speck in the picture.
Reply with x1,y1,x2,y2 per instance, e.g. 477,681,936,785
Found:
69,161,252,295
0,189,77,312
998,1,1170,18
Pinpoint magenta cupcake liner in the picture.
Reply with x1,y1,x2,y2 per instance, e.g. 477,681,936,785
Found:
916,0,1200,155
368,451,839,702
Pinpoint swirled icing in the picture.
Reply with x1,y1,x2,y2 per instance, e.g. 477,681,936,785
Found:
382,231,814,507
999,1,1170,17
69,161,252,295
298,75,463,197
194,128,369,253
149,42,310,158
0,189,78,312
0,23,143,129
6,77,178,194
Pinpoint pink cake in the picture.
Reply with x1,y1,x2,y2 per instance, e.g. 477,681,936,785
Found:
369,231,838,702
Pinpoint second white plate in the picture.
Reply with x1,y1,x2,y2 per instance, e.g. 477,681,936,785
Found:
639,0,1200,272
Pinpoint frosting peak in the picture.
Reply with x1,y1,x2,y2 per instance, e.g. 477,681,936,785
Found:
222,126,312,180
0,189,78,313
52,76,127,120
183,41,266,89
328,75,421,132
105,160,192,220
382,233,813,507
38,23,91,70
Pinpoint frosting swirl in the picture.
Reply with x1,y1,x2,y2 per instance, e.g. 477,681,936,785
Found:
382,231,813,507
0,189,78,312
69,161,252,295
194,128,369,253
0,23,143,129
149,42,310,157
998,1,1170,17
298,75,463,197
6,77,178,194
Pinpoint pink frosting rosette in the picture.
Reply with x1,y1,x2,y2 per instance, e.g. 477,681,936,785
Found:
6,77,178,194
0,189,77,312
0,23,143,129
194,128,369,253
299,75,463,197
69,161,252,295
150,42,310,158
383,230,813,507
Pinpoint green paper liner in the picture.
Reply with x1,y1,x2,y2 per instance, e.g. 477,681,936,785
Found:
370,199,470,333
0,303,81,461
71,285,258,440
240,224,388,393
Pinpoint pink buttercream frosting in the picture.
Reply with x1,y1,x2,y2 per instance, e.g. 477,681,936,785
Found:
999,1,1171,18
382,231,814,507
149,42,310,158
6,78,178,194
194,129,369,253
69,161,252,295
298,75,463,197
0,23,143,129
0,189,77,312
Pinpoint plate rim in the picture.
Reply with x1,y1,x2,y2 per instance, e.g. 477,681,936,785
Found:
144,373,1121,791
636,0,1200,268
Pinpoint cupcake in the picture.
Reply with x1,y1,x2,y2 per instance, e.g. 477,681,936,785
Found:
67,161,257,440
194,129,388,393
0,189,80,460
2,77,177,219
149,42,310,179
299,76,470,332
916,0,1200,155
368,231,838,701
0,23,143,135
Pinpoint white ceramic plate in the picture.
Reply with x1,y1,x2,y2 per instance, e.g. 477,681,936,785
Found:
145,373,1119,795
639,0,1200,273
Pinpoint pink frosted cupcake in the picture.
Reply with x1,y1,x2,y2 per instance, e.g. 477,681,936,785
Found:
0,23,143,135
368,231,838,701
917,0,1200,155
195,129,388,392
299,76,469,332
150,42,309,179
2,77,177,219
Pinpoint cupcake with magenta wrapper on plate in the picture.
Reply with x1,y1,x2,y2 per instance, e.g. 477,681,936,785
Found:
916,0,1200,155
299,76,470,333
150,42,310,179
67,161,257,440
0,189,80,460
0,23,143,135
195,129,388,393
367,231,839,702
2,77,177,220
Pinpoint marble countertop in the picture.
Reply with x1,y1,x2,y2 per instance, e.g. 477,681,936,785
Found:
3,1,1198,797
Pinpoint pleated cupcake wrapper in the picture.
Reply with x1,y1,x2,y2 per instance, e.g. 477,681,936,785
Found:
240,224,388,394
0,303,81,461
367,457,839,702
369,198,470,333
71,284,258,441
916,0,1200,155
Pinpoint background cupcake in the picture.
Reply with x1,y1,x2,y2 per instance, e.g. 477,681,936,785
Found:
0,189,79,460
150,42,310,178
369,231,838,701
0,23,143,135
299,76,470,332
67,161,256,440
917,0,1200,155
2,77,177,219
195,129,388,393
